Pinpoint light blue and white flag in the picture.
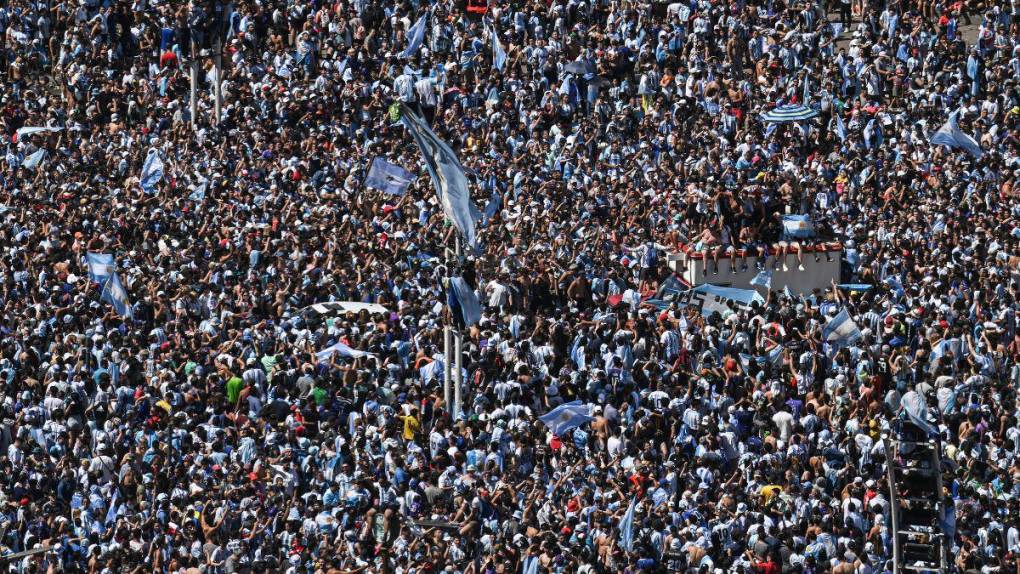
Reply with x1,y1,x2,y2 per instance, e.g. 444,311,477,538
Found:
101,272,133,318
419,356,467,384
14,126,61,142
835,112,847,142
365,157,415,196
900,390,938,437
930,110,983,159
86,253,116,285
837,283,873,292
483,189,502,220
767,344,785,367
315,341,375,361
401,13,428,59
885,275,905,299
105,488,120,527
401,105,478,248
619,497,637,552
750,268,773,289
22,148,47,171
538,400,593,436
822,308,862,347
783,284,794,300
140,148,164,194
781,214,814,238
189,181,207,202
450,277,482,326
492,25,507,71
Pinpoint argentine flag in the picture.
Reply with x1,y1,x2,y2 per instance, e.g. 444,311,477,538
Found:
365,157,415,196
101,272,133,318
401,104,478,248
781,214,814,239
750,268,773,289
449,276,482,326
619,497,637,552
930,110,983,159
822,308,862,347
86,253,116,285
492,25,507,71
401,13,428,59
316,341,375,361
140,148,164,194
538,401,593,436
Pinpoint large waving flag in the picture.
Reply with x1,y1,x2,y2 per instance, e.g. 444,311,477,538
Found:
365,157,415,196
86,253,116,285
930,110,983,159
491,25,507,71
538,401,593,436
401,105,478,248
822,308,862,347
101,272,133,318
140,148,164,193
401,13,428,59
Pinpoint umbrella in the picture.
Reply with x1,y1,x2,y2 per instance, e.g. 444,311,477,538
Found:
760,104,820,123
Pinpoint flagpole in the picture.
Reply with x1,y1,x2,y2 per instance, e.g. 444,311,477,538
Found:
443,323,452,413
453,235,463,421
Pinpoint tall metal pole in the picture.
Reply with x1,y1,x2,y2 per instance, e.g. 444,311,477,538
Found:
453,236,463,421
190,39,198,129
443,324,452,412
213,38,223,125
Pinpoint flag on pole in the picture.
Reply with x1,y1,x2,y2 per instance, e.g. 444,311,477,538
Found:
900,390,939,437
619,497,637,552
86,253,116,285
930,110,983,158
538,401,593,436
365,157,415,196
101,272,133,318
822,308,862,347
400,104,478,248
492,25,507,71
401,13,428,59
140,148,164,194
449,276,482,326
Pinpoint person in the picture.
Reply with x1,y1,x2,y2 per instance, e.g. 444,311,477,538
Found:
1,0,1018,572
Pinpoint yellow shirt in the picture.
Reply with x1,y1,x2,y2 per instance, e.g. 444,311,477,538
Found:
401,415,420,440
761,485,783,503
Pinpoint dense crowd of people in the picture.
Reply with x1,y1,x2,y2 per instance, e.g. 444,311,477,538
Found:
2,0,1020,572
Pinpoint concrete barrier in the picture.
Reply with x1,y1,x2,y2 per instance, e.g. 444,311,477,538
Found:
667,242,842,296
